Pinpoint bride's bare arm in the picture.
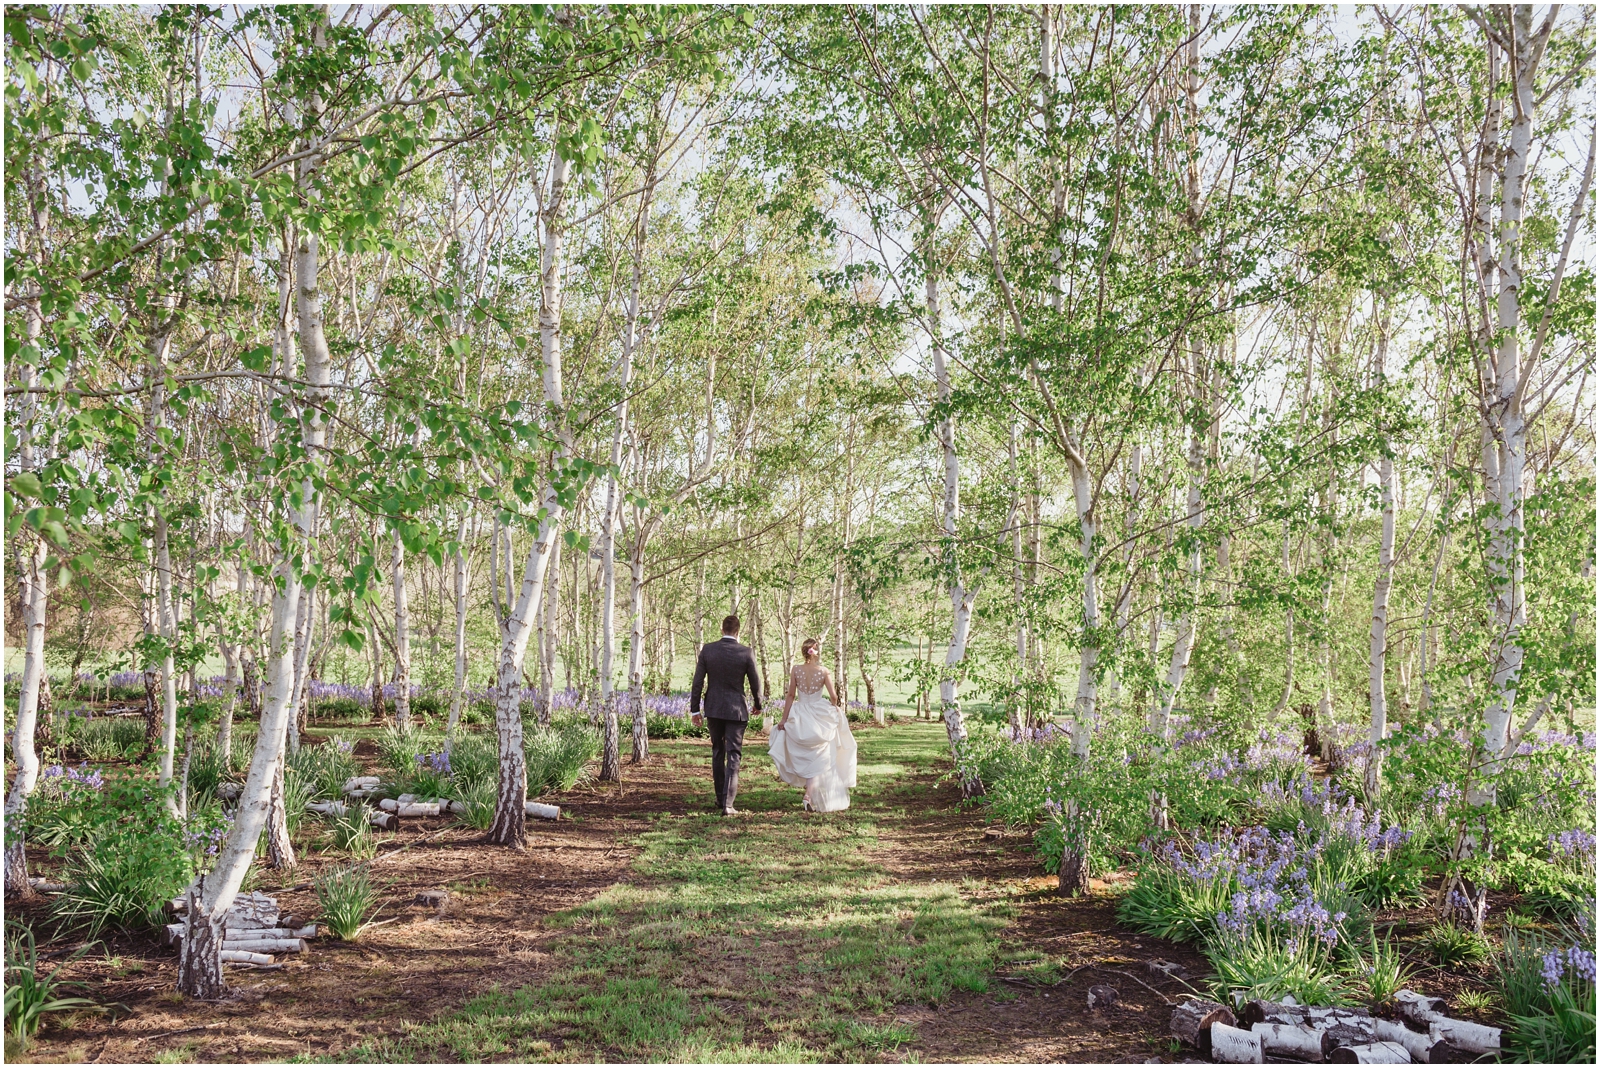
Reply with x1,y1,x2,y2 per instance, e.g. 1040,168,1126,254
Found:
776,669,797,729
824,670,841,708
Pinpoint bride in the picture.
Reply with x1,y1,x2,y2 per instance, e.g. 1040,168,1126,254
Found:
768,638,858,812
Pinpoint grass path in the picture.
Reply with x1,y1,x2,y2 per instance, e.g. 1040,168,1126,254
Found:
339,723,1005,1062
18,721,1205,1064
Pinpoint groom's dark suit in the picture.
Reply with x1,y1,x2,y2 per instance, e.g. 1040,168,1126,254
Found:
690,635,762,810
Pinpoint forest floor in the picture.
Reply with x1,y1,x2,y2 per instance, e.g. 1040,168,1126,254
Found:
15,720,1213,1064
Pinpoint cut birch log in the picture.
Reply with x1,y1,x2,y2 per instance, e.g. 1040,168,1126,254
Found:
307,800,348,817
220,950,274,965
1251,1021,1325,1061
1327,1041,1412,1064
343,776,381,793
395,801,441,817
222,937,305,954
378,797,398,812
1426,1018,1500,1054
1209,1022,1263,1063
1241,999,1311,1026
526,801,559,820
217,782,243,801
1370,1019,1445,1063
1393,991,1498,1053
166,923,315,944
26,878,67,892
369,810,399,831
1320,1024,1379,1058
1172,999,1237,1053
1392,991,1446,1017
170,890,279,929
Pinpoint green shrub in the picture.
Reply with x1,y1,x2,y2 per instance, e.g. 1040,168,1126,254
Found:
1354,935,1415,1003
1419,922,1489,967
4,925,96,1050
1493,922,1597,1063
1208,926,1353,1006
377,725,431,777
316,864,379,940
647,713,707,740
525,718,599,796
55,821,192,938
66,716,144,763
312,697,369,723
1351,853,1428,908
331,805,378,860
1116,865,1228,944
453,775,498,831
287,738,360,802
446,733,498,792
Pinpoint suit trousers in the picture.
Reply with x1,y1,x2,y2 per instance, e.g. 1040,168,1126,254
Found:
708,717,745,809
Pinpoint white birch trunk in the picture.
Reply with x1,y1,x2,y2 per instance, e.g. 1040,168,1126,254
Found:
928,263,977,789
1069,457,1098,758
1366,312,1395,798
391,529,411,730
286,577,312,756
4,230,47,894
446,513,470,749
488,143,571,849
178,50,326,972
629,528,648,762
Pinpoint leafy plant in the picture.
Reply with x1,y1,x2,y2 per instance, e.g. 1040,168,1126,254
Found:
1351,854,1427,908
446,733,498,792
1208,927,1352,1006
3,925,97,1050
51,782,192,937
1494,920,1597,1063
525,719,599,796
67,716,144,763
316,864,379,940
331,805,377,860
1419,922,1489,968
1355,934,1415,1003
287,738,360,802
377,726,431,777
1506,983,1596,1064
453,775,498,831
1454,988,1497,1016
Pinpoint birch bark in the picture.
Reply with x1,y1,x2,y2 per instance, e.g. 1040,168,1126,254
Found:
391,528,412,729
1366,307,1395,798
179,13,330,990
488,142,572,849
4,178,49,897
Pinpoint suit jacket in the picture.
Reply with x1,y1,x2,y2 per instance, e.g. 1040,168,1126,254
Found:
690,637,763,722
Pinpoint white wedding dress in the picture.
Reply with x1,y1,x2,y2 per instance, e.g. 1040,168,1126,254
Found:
768,664,857,812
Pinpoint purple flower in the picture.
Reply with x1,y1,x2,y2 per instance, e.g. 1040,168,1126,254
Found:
1550,830,1596,861
416,751,451,776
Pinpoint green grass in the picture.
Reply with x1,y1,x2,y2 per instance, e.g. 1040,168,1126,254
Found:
334,723,998,1063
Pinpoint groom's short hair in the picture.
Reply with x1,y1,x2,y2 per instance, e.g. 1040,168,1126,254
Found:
721,614,740,636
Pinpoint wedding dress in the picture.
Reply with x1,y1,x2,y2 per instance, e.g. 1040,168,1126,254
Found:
768,663,857,812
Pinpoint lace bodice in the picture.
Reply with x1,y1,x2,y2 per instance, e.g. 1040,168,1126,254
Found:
793,663,828,696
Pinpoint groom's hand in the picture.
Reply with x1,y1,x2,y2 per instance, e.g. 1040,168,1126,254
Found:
691,712,703,727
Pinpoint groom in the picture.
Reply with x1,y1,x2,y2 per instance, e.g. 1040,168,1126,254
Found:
690,614,763,815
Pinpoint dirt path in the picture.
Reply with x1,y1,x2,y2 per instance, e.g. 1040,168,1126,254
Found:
17,723,1205,1063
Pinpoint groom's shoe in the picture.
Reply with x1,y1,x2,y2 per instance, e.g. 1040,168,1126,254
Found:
722,806,738,817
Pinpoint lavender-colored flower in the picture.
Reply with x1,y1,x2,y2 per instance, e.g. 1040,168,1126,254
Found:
416,751,451,776
1550,830,1597,861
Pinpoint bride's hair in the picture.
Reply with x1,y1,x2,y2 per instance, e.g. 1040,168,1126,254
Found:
800,638,820,660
